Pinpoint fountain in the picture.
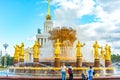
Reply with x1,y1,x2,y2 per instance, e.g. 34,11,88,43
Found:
9,36,115,77
2,20,119,80
1,0,119,80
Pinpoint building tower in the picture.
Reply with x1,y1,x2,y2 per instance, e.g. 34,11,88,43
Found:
36,0,53,47
44,0,53,32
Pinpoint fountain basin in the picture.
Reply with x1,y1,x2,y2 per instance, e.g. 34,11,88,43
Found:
9,67,115,76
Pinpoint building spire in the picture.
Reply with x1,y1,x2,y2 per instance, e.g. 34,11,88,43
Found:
48,0,50,15
46,0,51,20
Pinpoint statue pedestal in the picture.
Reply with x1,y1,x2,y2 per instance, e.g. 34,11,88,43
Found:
54,58,60,67
34,58,39,67
105,60,114,74
19,58,24,67
105,60,111,67
94,59,100,67
106,67,114,74
76,57,82,67
76,57,82,74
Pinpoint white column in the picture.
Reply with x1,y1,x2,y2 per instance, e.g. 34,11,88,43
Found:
39,38,41,45
43,38,44,46
45,38,47,44
41,38,43,46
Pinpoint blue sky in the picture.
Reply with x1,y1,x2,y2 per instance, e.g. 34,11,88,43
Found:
0,0,54,55
0,0,120,56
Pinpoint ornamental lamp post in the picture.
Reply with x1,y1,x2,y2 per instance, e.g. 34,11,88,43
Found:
3,43,8,67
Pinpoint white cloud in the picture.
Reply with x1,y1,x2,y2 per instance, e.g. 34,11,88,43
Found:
52,0,95,26
52,0,120,55
97,0,120,13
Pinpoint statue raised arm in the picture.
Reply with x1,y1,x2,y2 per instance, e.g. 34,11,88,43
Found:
76,40,85,57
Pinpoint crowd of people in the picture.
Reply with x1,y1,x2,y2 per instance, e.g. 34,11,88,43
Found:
61,63,97,80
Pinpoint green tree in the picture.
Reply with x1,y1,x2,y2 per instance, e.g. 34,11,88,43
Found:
1,56,4,66
111,54,120,63
1,55,14,66
7,55,14,66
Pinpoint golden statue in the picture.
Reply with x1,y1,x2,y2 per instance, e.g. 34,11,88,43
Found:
25,48,30,62
26,53,29,62
93,41,101,59
14,44,20,61
54,39,61,58
105,44,111,60
100,47,105,59
76,40,85,57
19,43,24,60
108,46,111,60
33,41,41,58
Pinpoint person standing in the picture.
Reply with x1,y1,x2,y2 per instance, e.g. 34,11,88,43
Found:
88,66,94,80
61,63,67,80
68,65,73,80
81,71,87,80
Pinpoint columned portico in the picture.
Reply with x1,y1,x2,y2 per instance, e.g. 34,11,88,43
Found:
36,0,53,47
36,34,50,47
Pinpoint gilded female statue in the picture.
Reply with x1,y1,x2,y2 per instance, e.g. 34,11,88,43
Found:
20,43,24,57
54,39,61,58
93,41,101,59
14,44,20,61
105,44,111,60
108,46,111,60
33,41,41,58
76,41,85,57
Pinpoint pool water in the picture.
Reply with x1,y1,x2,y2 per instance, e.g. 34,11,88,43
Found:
0,69,120,76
